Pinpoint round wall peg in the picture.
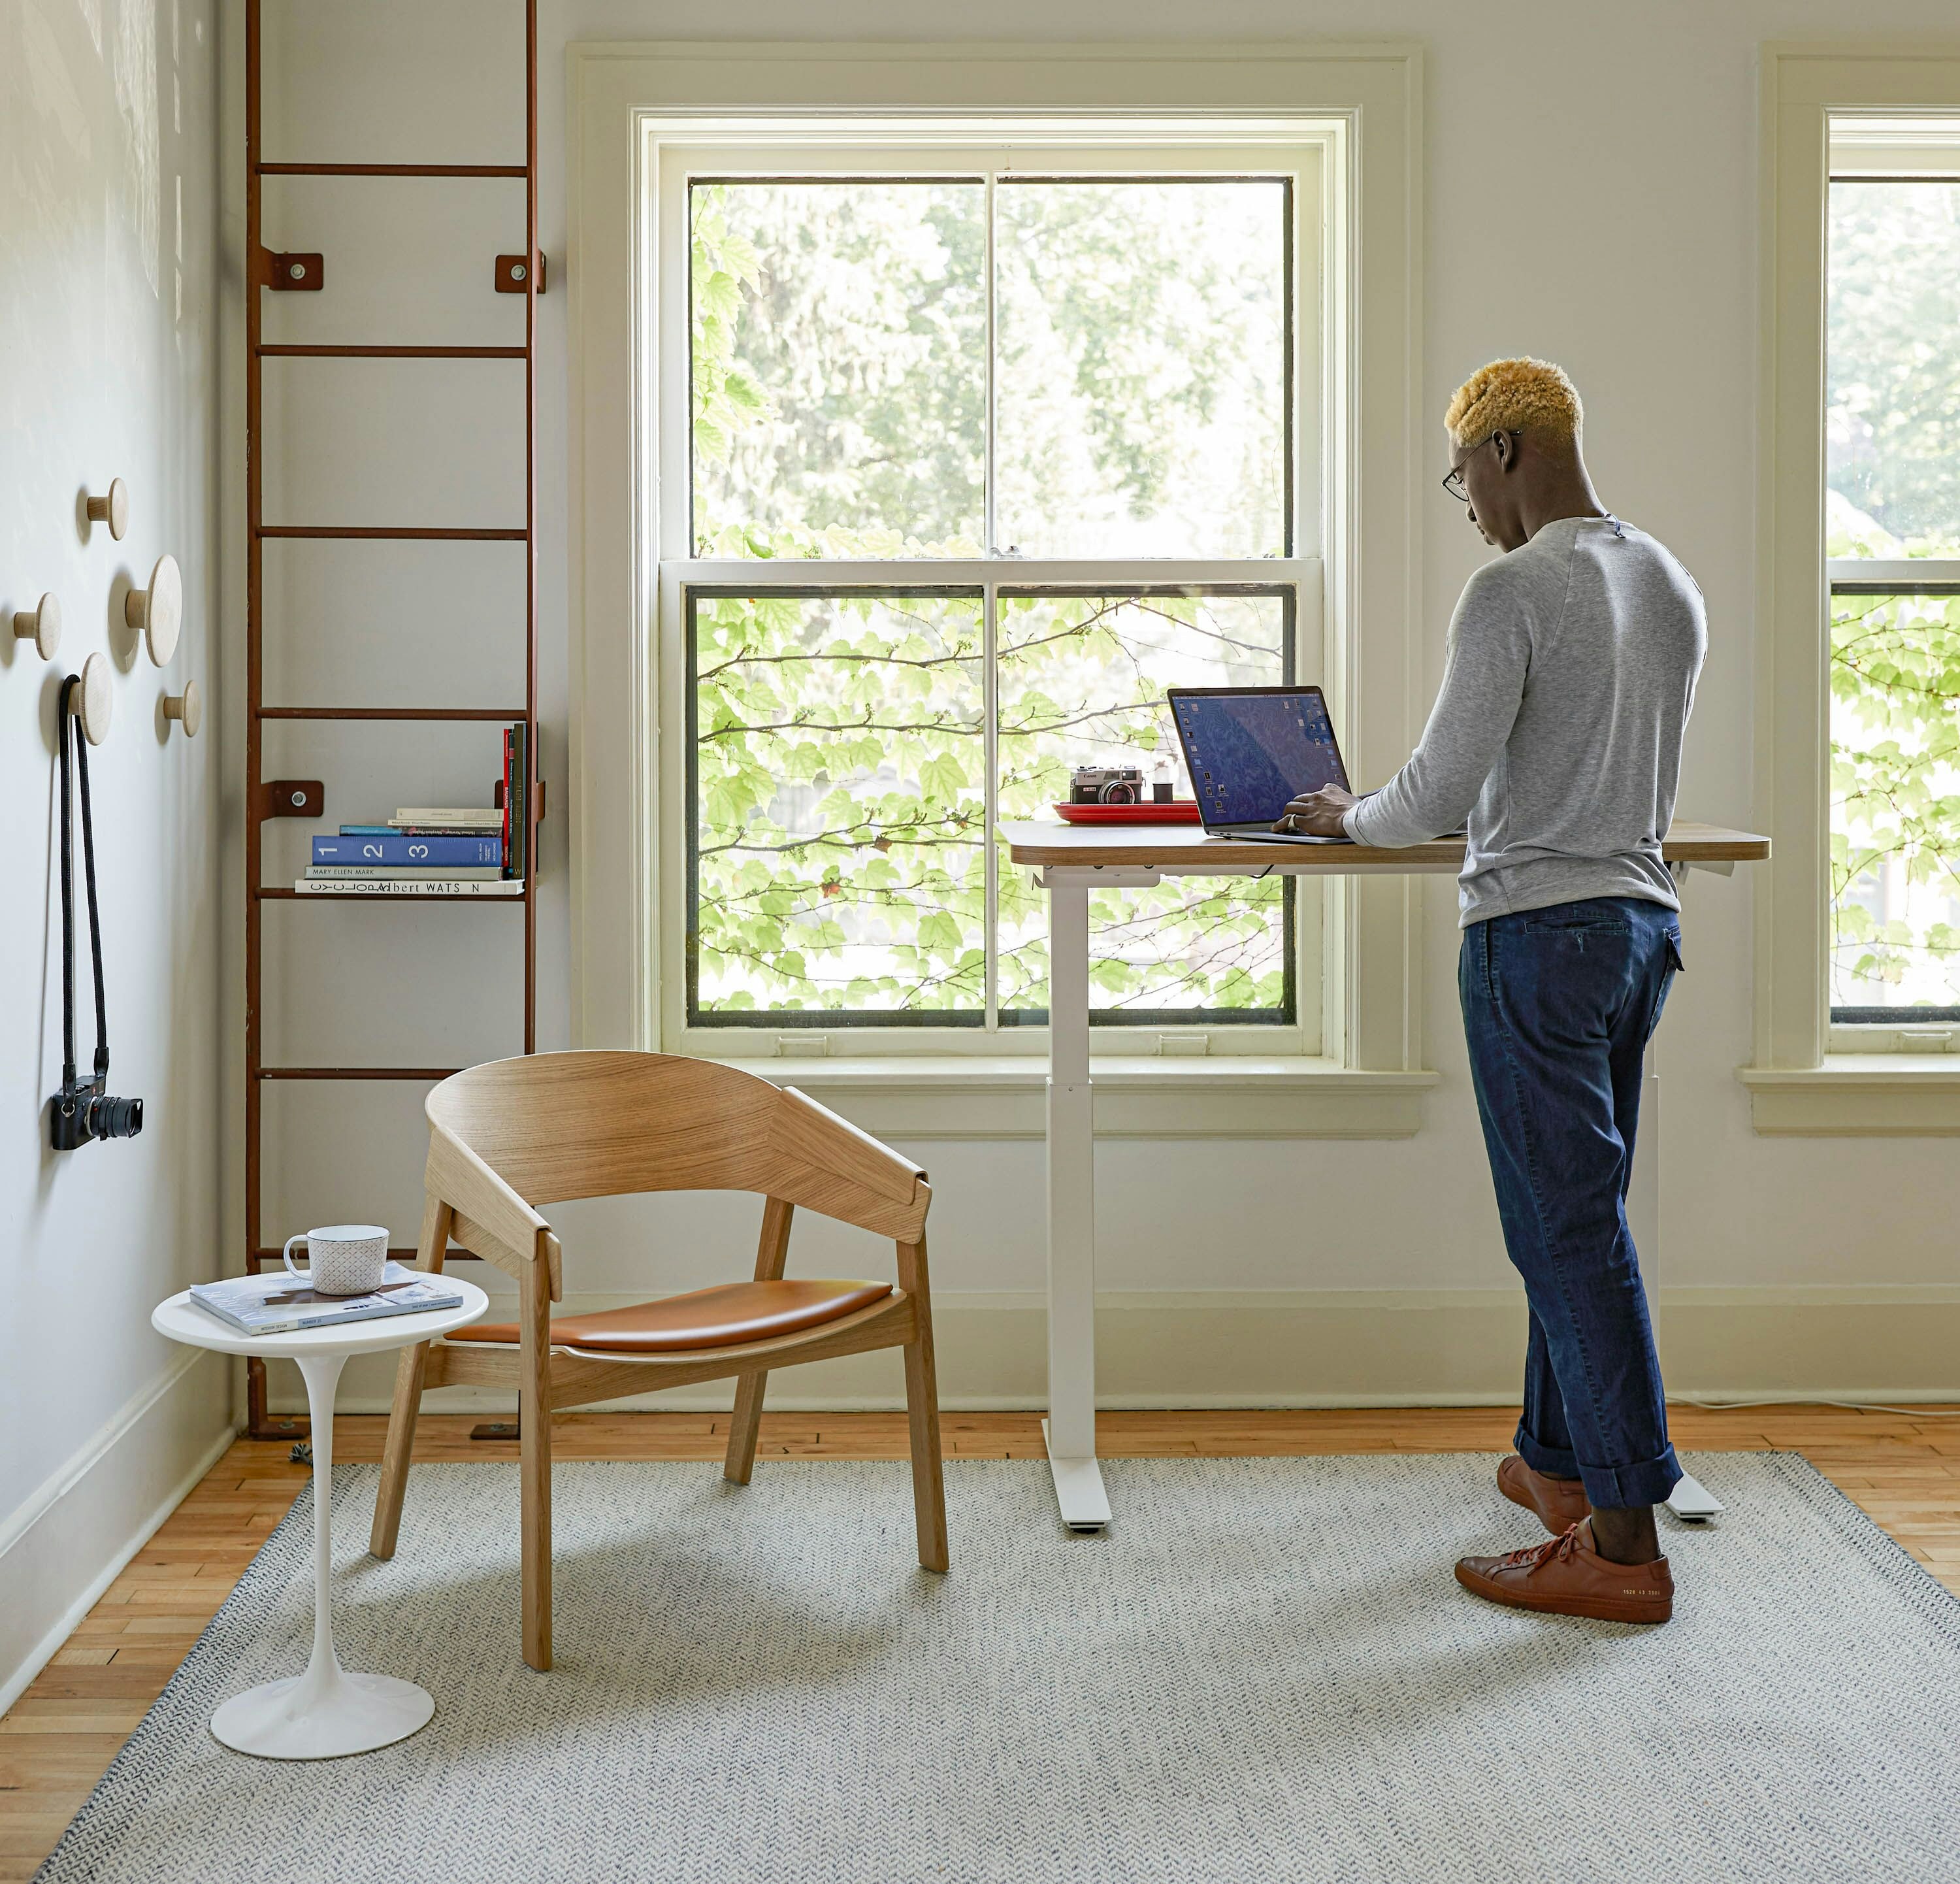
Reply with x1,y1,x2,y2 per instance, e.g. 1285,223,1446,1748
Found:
86,478,131,540
67,652,113,746
125,552,182,665
12,592,62,660
163,678,203,738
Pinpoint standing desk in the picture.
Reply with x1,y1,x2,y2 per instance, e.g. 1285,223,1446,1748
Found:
1002,819,1771,1532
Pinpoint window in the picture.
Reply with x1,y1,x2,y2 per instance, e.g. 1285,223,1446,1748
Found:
1826,145,1960,1026
1744,67,1960,1127
656,131,1326,1052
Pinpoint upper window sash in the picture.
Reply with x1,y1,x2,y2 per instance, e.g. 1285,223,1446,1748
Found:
651,134,1326,571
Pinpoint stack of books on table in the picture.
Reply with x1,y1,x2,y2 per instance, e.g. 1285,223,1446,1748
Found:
297,806,523,897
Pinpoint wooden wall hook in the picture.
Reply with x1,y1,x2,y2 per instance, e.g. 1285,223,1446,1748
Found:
12,592,61,661
67,653,112,746
125,553,183,666
85,479,130,540
163,679,203,738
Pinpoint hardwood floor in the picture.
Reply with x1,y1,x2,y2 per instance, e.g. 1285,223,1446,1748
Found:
5,1404,1957,1879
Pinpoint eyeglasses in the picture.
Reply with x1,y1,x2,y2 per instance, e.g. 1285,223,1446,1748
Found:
1441,430,1519,503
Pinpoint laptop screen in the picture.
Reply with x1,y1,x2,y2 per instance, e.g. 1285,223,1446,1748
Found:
1169,688,1348,827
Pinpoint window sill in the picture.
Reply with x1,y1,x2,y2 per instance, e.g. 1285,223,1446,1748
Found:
1739,1056,1960,1135
704,1055,1439,1140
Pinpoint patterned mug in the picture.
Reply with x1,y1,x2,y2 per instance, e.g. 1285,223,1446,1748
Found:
282,1224,388,1297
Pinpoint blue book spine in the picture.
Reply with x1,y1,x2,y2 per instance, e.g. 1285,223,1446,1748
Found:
312,833,502,867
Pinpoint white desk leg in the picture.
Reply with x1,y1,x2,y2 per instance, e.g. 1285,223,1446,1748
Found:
210,1352,437,1757
1043,878,1111,1531
1630,1042,1722,1524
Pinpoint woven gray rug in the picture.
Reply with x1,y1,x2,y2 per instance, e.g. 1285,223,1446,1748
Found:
34,1454,1960,1883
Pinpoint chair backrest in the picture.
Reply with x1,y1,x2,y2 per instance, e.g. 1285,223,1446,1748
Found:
425,1051,928,1243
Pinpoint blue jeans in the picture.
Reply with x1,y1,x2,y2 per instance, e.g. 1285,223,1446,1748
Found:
1459,897,1684,1511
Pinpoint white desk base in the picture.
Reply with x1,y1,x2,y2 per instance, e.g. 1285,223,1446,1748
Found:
1629,1031,1725,1525
1033,854,1730,1534
1043,1422,1113,1532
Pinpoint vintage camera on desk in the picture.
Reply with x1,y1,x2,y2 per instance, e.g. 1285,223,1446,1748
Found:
1070,764,1145,805
50,1065,143,1149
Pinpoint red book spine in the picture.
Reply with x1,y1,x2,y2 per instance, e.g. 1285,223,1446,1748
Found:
500,728,514,878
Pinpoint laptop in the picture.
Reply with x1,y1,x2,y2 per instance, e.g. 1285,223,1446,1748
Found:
1166,684,1357,845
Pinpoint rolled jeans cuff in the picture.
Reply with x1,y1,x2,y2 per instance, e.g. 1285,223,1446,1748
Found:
1514,1425,1682,1512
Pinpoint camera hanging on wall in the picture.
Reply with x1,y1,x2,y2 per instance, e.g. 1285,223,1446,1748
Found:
49,672,142,1149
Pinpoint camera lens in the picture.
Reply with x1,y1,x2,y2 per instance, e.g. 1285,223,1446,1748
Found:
1101,780,1139,804
86,1095,144,1140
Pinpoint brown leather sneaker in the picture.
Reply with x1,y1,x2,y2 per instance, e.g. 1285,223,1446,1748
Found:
1497,1454,1591,1536
1456,1521,1673,1625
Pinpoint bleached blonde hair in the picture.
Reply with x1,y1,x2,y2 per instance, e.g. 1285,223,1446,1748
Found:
1445,357,1583,450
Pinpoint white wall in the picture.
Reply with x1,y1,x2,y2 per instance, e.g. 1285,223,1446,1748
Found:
229,1,1960,1419
1,0,231,1710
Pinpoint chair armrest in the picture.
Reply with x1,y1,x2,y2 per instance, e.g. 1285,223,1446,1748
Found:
778,1086,924,1203
425,1119,561,1300
776,1085,929,1242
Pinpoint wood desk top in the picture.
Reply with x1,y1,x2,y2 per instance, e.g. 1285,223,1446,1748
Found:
1001,818,1771,872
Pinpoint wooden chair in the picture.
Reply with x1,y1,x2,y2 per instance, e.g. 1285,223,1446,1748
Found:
367,1050,945,1670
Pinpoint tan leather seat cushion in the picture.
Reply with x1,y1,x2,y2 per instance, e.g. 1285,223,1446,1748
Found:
448,1278,893,1354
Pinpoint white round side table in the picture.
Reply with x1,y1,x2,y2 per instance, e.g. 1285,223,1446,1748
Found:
152,1280,487,1759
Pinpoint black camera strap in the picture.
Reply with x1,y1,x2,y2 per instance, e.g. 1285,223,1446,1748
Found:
57,674,110,1100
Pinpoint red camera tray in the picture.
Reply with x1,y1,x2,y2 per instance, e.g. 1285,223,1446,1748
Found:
1053,801,1201,825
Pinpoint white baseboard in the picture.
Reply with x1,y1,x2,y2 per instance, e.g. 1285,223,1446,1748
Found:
0,1351,236,1718
285,1285,1960,1417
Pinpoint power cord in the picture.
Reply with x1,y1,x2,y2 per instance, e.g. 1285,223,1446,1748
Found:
1671,1395,1960,1418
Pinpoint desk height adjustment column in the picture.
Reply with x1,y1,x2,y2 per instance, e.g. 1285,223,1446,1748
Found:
1039,872,1110,1530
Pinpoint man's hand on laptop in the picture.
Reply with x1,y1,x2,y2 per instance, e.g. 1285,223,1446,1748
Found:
1274,785,1358,837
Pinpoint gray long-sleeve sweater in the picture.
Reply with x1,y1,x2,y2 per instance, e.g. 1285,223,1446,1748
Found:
1344,514,1706,926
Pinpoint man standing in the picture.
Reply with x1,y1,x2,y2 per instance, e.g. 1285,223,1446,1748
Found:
1278,358,1705,1624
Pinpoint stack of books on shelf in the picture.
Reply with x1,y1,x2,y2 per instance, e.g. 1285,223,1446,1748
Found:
293,723,532,897
299,804,521,897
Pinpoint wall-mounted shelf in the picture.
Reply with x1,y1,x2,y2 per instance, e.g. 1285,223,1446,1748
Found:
243,0,541,1439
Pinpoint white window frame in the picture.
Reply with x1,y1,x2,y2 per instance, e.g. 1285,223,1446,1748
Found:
566,43,1431,1134
657,132,1322,1060
1744,50,1960,1133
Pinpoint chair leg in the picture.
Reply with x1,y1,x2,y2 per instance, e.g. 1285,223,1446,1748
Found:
368,1340,428,1559
520,1385,552,1670
519,1266,553,1672
902,1334,949,1575
726,1197,792,1487
724,1370,768,1485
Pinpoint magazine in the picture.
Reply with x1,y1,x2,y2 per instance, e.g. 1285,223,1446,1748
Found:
189,1263,465,1334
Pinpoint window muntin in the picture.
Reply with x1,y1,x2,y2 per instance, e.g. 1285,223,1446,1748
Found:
659,134,1322,1048
1827,168,1960,1022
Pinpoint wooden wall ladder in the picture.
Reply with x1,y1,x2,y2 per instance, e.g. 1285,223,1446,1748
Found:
242,0,541,1437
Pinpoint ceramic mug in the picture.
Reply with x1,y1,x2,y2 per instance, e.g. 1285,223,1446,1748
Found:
283,1224,388,1297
